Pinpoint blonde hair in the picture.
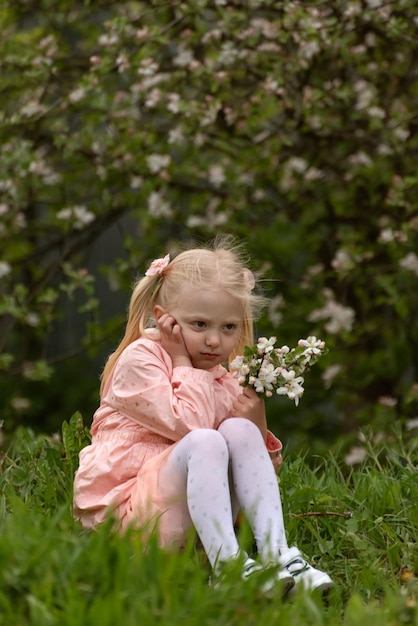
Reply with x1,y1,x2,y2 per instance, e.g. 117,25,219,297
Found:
100,235,267,393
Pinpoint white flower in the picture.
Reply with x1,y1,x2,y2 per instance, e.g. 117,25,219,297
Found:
345,446,367,466
254,362,281,393
10,397,31,411
145,88,161,108
257,337,277,353
276,372,305,406
379,228,396,243
286,157,309,173
299,40,320,59
173,46,195,67
405,417,418,431
308,291,355,334
98,33,119,47
167,93,181,113
168,126,184,145
399,252,418,276
116,54,130,72
230,356,245,370
69,87,86,103
230,334,325,403
349,151,372,167
298,336,325,356
26,313,40,327
0,261,11,278
218,42,240,65
146,154,171,174
322,364,342,389
331,249,354,273
137,58,159,77
129,176,143,189
20,100,45,117
393,127,409,141
147,191,172,218
208,165,226,187
56,205,95,229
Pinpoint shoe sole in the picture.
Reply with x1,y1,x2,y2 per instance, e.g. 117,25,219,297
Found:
288,577,334,595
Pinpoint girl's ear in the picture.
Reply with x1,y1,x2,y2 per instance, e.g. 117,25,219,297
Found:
153,304,165,321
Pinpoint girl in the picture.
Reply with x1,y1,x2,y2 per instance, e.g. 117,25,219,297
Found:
73,237,333,594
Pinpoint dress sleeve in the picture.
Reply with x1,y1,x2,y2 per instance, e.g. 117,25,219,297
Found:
266,430,283,472
105,340,220,441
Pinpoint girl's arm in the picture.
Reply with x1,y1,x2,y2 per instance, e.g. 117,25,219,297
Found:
105,340,219,440
228,386,267,440
228,386,283,470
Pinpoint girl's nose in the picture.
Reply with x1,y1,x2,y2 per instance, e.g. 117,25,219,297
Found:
206,332,220,347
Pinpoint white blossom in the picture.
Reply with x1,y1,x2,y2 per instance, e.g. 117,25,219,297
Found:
69,87,86,103
56,205,95,229
129,176,143,189
0,261,11,278
354,80,375,110
20,100,45,117
146,154,171,174
276,371,305,406
137,59,159,77
349,151,372,167
331,249,354,273
145,88,162,108
345,446,367,465
26,313,41,327
322,364,342,389
147,191,172,218
308,290,355,334
168,126,185,145
399,252,418,275
393,127,410,141
257,337,276,353
167,93,181,113
98,33,119,46
10,397,31,411
208,165,226,187
173,46,195,67
405,417,418,431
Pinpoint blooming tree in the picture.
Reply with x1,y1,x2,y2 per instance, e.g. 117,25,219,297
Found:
1,0,418,438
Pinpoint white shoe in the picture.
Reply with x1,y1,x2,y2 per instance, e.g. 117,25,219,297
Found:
278,547,334,592
241,557,296,595
213,555,295,595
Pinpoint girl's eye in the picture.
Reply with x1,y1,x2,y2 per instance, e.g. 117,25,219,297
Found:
224,324,236,331
194,321,206,328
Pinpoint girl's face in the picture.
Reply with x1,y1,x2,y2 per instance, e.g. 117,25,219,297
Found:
166,286,244,370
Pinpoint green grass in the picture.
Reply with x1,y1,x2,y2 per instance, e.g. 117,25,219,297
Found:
0,415,417,625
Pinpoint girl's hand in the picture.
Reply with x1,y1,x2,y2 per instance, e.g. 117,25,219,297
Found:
229,386,267,441
157,313,192,368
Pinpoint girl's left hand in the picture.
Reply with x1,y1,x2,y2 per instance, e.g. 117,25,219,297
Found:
229,386,267,441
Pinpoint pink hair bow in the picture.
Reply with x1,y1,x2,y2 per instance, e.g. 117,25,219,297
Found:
145,254,170,276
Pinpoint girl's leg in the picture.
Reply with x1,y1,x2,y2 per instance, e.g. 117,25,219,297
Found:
219,419,334,592
159,428,241,568
218,418,288,563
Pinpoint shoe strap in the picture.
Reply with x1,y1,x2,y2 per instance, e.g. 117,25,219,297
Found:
286,559,309,576
279,547,304,569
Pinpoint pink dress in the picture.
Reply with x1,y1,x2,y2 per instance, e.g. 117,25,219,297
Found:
73,331,283,545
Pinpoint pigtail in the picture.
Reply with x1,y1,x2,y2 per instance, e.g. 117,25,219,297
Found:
100,274,159,393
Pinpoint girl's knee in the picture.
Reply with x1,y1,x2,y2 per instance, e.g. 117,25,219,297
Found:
187,428,229,456
218,418,261,444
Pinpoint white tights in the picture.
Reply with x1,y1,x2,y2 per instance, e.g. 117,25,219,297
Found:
159,417,288,568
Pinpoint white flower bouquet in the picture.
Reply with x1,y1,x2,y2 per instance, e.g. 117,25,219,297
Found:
230,336,327,405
